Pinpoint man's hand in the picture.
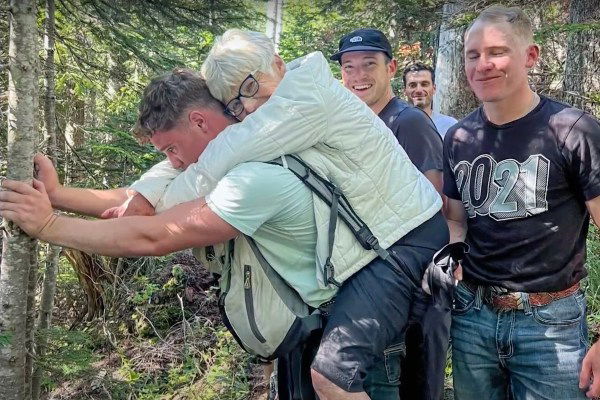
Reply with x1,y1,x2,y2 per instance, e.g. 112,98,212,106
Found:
100,192,155,219
580,341,600,398
34,153,60,200
454,264,463,281
0,178,55,238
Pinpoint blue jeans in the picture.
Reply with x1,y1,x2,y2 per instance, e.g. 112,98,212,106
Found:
451,282,588,400
363,343,403,399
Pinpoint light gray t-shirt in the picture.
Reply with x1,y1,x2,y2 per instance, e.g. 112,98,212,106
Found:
431,112,458,138
205,162,337,307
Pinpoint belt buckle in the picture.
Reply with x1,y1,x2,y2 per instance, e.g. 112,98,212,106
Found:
508,292,524,310
489,288,524,311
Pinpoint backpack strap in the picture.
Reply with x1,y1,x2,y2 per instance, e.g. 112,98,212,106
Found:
268,155,418,289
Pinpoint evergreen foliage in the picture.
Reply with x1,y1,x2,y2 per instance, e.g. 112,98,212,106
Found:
0,1,598,398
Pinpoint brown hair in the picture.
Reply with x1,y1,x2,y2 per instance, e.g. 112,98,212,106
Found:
133,68,223,140
403,62,435,86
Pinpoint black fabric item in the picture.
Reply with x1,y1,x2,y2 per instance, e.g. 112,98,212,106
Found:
378,97,443,174
400,292,451,400
323,187,341,286
399,242,468,400
443,96,600,292
277,330,322,400
270,314,323,361
424,241,470,311
330,28,393,61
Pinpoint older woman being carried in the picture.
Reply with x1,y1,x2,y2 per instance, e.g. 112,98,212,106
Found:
130,29,447,399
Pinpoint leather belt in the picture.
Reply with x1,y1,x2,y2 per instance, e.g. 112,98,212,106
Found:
464,281,580,311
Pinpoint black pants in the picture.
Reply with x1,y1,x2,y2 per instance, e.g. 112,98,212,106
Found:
312,212,449,393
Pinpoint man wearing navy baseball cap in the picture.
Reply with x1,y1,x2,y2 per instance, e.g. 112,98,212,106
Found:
333,28,447,400
330,28,394,62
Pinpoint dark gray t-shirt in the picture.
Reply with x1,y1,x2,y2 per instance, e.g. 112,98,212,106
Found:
378,97,443,174
443,96,600,292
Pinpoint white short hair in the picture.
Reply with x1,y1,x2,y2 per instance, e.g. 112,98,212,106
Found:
201,29,276,103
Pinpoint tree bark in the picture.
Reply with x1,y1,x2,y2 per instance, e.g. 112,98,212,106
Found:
266,0,284,51
42,0,57,161
563,0,600,115
433,2,479,119
24,240,38,400
63,94,85,185
31,245,60,400
32,1,60,398
0,1,39,399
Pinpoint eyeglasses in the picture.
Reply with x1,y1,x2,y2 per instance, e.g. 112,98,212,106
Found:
224,74,260,118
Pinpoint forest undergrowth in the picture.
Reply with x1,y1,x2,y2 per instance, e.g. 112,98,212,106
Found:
40,251,264,400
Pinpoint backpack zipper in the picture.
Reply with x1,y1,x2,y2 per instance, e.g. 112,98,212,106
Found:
244,265,266,343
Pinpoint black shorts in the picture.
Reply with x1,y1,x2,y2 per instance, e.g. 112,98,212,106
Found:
311,211,449,392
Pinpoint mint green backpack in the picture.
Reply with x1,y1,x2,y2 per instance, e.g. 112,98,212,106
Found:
193,155,410,360
195,235,322,360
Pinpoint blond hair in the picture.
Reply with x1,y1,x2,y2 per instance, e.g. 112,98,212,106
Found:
466,5,534,45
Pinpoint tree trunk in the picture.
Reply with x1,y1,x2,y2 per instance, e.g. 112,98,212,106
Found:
433,2,479,119
32,1,60,398
42,0,57,161
63,94,85,185
266,0,284,51
24,241,38,400
0,1,39,399
563,0,600,115
31,245,60,400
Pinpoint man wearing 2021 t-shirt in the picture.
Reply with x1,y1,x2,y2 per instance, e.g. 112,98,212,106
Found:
444,5,600,400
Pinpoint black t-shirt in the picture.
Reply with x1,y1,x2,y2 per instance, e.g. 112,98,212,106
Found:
443,96,600,292
379,97,443,173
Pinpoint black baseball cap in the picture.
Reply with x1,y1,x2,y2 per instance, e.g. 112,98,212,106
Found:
330,28,393,62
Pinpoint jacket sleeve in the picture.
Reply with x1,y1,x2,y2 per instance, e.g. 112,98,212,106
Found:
129,160,180,207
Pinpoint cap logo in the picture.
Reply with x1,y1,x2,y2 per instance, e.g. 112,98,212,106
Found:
349,36,363,43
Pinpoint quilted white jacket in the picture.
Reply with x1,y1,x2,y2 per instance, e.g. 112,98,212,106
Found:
131,51,441,287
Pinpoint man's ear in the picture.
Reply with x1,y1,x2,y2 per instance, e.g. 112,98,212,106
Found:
525,44,540,69
387,58,398,78
188,110,210,134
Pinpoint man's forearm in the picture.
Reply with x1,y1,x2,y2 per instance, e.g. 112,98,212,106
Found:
423,170,443,196
423,169,447,216
39,214,171,257
50,186,129,217
445,198,468,243
447,218,467,243
38,200,239,257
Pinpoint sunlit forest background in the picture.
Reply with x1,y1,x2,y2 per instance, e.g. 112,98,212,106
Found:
0,0,599,399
